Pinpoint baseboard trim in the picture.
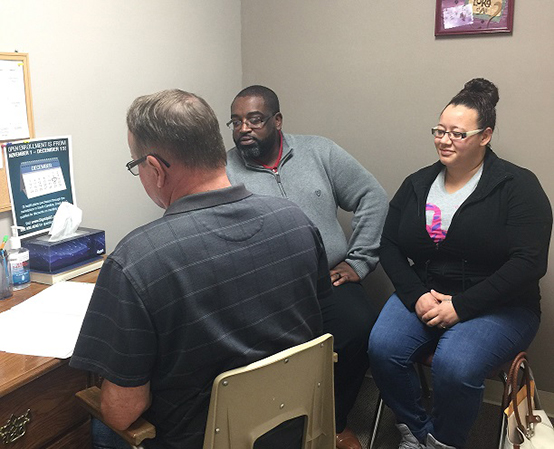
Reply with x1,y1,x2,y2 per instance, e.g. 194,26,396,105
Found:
483,379,554,418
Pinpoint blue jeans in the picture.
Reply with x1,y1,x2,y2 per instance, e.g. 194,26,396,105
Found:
368,293,539,448
92,418,132,449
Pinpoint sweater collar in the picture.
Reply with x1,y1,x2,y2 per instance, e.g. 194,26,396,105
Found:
239,132,294,171
281,133,294,158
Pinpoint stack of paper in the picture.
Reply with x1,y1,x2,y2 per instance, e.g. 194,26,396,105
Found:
0,282,94,358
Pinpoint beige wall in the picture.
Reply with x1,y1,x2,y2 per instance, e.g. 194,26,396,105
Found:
241,1,554,392
0,0,242,248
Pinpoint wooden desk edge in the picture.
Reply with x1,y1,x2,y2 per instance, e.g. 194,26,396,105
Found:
0,269,101,398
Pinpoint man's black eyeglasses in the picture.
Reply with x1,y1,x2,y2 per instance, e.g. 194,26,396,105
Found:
126,153,171,176
226,113,278,131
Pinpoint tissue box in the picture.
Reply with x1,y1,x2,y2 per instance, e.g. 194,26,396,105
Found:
25,227,105,273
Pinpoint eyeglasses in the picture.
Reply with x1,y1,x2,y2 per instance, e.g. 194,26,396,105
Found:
431,127,483,141
226,113,277,131
126,153,171,176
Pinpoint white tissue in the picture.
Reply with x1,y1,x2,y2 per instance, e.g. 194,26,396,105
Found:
48,201,83,242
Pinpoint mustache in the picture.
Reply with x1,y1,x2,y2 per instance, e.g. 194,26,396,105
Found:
236,136,259,146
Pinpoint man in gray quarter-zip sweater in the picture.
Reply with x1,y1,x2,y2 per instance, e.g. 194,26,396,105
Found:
226,85,388,449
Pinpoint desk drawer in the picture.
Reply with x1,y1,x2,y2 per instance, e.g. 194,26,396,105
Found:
0,363,88,448
43,420,91,449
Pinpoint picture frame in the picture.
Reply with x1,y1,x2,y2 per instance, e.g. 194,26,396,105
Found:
435,0,515,36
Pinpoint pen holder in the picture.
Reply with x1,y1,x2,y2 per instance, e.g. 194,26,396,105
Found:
0,250,13,300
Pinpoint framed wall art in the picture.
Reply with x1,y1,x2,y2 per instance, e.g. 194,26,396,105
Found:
435,0,515,36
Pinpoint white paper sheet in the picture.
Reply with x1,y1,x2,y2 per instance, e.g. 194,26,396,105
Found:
0,60,30,140
0,282,94,358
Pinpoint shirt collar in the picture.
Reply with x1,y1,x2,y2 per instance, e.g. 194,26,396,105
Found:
164,184,252,216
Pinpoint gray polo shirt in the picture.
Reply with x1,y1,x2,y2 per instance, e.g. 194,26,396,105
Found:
71,185,330,449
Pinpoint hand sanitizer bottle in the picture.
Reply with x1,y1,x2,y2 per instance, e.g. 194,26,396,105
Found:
8,226,30,290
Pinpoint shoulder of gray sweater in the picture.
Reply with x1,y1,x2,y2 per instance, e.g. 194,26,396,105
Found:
284,133,381,186
284,133,340,153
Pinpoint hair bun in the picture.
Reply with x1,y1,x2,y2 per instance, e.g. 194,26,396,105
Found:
463,78,499,107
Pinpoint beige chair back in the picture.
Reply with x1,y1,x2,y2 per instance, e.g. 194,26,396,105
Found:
203,333,336,449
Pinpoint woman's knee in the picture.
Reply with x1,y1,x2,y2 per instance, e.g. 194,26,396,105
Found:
367,322,406,366
431,354,486,391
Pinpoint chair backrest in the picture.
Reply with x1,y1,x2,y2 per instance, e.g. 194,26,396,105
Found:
202,333,336,449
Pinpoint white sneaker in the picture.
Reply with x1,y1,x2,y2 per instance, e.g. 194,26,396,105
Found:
425,433,456,449
396,423,425,449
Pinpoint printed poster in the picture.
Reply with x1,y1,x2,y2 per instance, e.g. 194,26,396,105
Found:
2,136,76,238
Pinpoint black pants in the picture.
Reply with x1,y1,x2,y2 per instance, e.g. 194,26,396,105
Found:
254,416,306,449
321,282,378,432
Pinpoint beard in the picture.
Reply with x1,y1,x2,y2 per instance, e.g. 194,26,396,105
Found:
235,134,276,162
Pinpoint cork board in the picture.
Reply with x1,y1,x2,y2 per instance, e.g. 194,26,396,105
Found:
0,52,35,212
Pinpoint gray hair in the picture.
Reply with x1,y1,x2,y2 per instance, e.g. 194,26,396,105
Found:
127,89,226,169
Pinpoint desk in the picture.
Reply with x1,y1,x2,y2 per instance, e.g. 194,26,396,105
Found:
0,270,99,448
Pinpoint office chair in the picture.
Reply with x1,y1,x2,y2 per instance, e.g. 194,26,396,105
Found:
369,351,513,449
203,333,336,449
76,333,336,449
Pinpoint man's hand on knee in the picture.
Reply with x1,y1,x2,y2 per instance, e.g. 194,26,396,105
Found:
330,261,360,287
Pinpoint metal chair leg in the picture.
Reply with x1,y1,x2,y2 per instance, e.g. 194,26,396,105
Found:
498,410,507,449
369,393,384,449
497,370,508,449
416,363,431,399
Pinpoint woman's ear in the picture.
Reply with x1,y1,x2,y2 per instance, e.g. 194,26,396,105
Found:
480,127,493,147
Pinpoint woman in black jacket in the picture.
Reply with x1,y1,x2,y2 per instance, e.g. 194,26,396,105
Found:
368,78,552,449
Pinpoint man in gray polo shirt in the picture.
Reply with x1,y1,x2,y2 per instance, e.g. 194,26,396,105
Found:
70,89,331,449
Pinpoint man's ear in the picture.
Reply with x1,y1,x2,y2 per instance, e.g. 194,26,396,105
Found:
274,112,283,131
480,127,493,147
146,155,167,188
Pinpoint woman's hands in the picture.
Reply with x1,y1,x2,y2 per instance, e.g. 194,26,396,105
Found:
416,290,460,329
415,292,439,318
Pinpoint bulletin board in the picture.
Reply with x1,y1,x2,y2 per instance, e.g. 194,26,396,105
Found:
0,52,35,212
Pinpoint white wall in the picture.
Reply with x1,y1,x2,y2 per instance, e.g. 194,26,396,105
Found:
0,0,242,249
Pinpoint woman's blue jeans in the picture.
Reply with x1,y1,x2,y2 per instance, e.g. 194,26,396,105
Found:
368,293,539,448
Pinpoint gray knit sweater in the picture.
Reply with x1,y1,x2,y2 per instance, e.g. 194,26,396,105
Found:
227,133,388,279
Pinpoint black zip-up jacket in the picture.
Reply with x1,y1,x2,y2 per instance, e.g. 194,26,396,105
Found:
380,149,552,322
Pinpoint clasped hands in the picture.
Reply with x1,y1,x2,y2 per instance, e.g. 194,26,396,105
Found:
415,290,460,329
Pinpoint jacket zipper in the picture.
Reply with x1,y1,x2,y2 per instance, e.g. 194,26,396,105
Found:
272,170,287,197
244,151,292,198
